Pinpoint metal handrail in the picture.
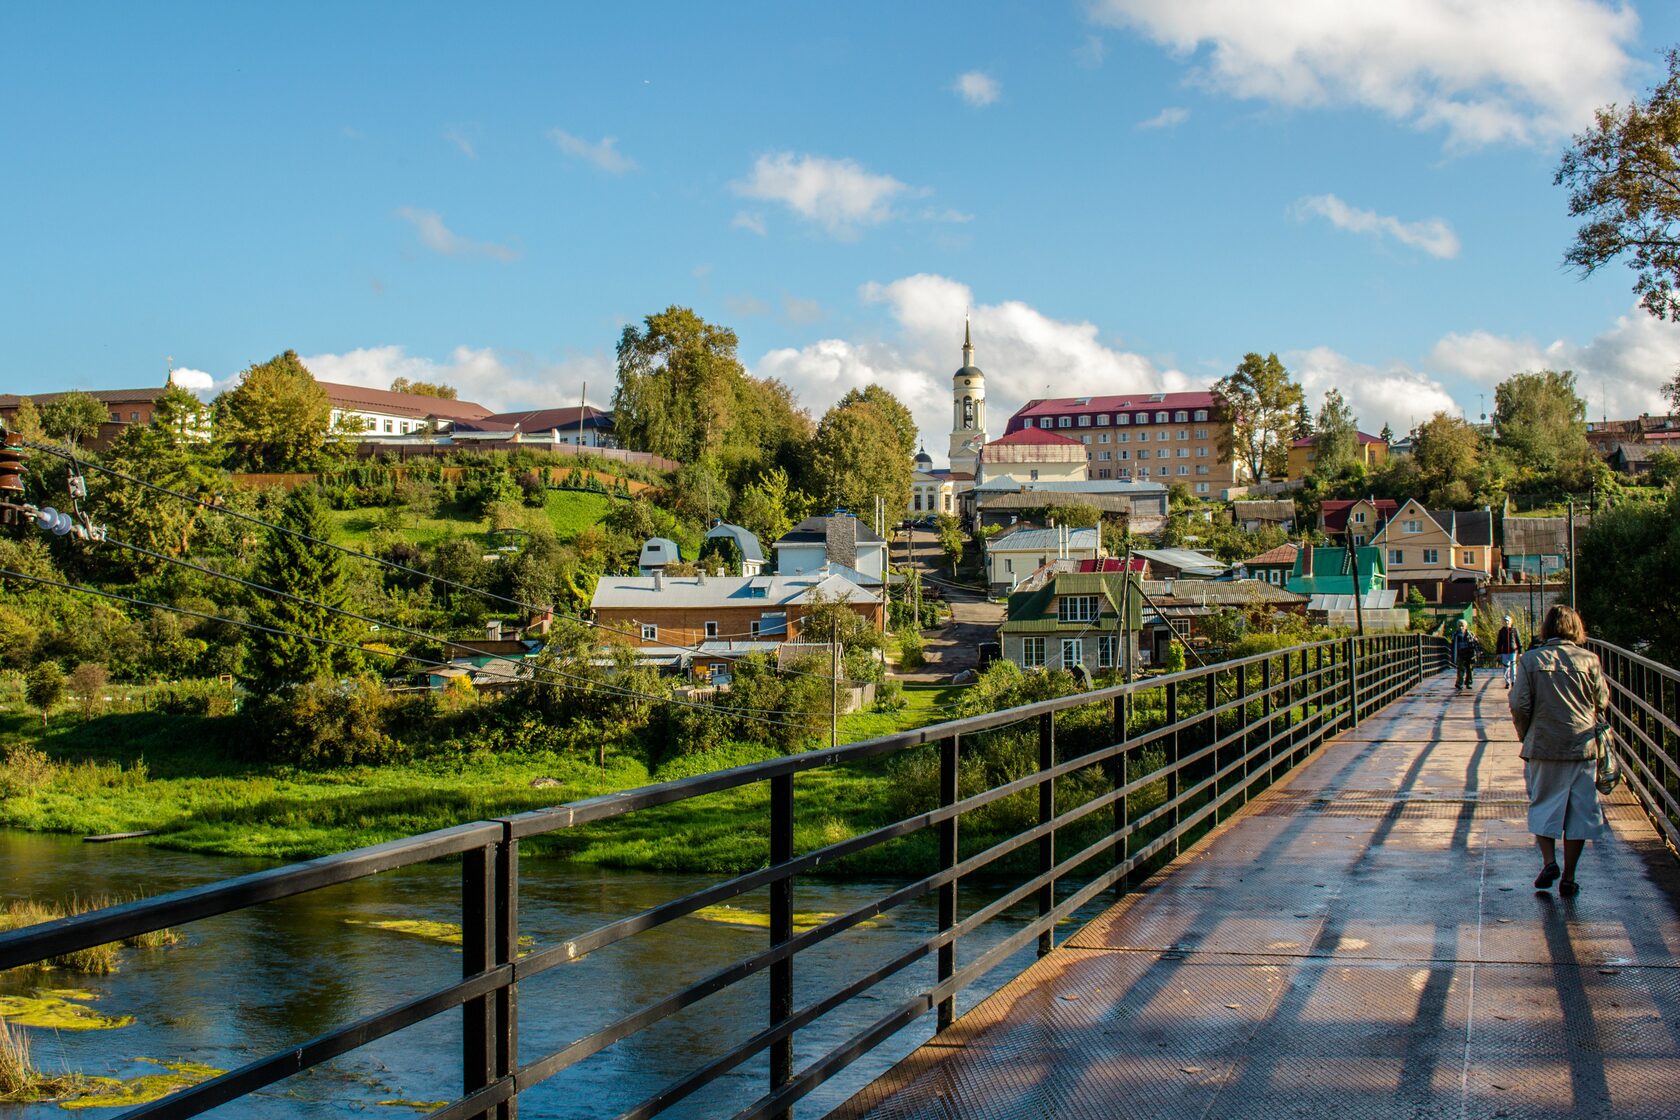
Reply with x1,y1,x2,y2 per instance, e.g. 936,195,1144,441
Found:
1590,639,1680,854
0,633,1450,1120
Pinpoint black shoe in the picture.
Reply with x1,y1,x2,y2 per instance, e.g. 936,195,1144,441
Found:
1559,879,1580,897
1535,862,1560,889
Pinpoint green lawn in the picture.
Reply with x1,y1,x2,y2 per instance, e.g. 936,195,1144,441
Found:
321,489,617,550
0,683,971,874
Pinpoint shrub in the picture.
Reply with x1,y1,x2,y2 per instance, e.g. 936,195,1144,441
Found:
68,662,109,720
897,629,926,670
259,677,405,767
150,679,236,717
0,745,53,799
23,663,64,725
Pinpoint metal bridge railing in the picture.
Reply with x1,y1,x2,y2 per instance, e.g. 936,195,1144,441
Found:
1592,640,1680,855
0,633,1450,1120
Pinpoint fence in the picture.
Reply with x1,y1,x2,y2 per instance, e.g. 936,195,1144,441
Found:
1593,640,1680,856
0,633,1449,1120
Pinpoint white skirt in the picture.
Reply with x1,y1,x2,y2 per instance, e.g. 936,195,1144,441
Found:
1525,758,1607,841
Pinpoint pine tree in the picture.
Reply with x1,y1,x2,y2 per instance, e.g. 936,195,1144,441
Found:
241,485,360,694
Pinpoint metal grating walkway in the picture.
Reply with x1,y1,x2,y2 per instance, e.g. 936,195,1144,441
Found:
833,673,1680,1120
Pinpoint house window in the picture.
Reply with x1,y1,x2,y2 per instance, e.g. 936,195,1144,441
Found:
130,411,140,423
1138,431,1149,442
1353,511,1366,524
1195,465,1208,475
750,621,761,637
1177,430,1189,441
1078,414,1091,427
1462,550,1476,566
1117,450,1129,460
1196,446,1208,457
943,493,952,511
1097,451,1111,461
1098,635,1117,668
1058,595,1100,623
1195,428,1209,439
1137,450,1149,460
1098,469,1111,479
1177,465,1189,475
1155,411,1169,422
1353,534,1366,546
1058,416,1072,428
1079,434,1091,445
1175,411,1189,422
1194,410,1209,422
1098,432,1110,443
1135,412,1149,424
1138,467,1149,477
1389,550,1404,565
1039,418,1054,429
1061,638,1083,668
1096,414,1110,426
1177,448,1189,458
704,621,719,638
1404,519,1422,533
1115,413,1130,425
641,624,658,641
1029,469,1040,480
914,494,923,511
1423,549,1439,565
1005,558,1014,574
1022,637,1046,668
1195,482,1209,493
1117,432,1129,443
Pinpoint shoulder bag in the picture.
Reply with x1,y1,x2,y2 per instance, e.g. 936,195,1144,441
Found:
1594,720,1624,795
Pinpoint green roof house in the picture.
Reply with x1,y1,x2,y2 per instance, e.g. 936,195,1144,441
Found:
998,569,1142,674
1287,546,1386,597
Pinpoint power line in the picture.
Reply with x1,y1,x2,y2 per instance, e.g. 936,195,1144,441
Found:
19,438,874,686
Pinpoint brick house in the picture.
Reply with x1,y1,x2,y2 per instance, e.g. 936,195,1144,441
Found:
589,572,884,658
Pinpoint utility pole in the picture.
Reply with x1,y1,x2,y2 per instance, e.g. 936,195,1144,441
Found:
577,381,587,453
831,638,841,750
1567,498,1577,611
1120,539,1134,684
1346,535,1366,637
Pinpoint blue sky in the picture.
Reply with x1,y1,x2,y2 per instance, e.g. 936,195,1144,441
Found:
6,1,1680,462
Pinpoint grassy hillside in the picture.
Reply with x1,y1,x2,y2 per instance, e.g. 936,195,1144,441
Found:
324,489,619,549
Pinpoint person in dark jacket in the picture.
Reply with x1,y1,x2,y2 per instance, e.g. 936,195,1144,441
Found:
1510,605,1610,896
1496,615,1522,688
1452,619,1479,692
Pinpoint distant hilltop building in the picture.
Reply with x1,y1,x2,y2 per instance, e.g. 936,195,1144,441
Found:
1004,392,1243,498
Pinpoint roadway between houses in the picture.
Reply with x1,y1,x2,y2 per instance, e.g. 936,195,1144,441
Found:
834,671,1680,1120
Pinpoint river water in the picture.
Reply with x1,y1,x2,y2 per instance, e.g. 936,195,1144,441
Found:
0,830,1077,1118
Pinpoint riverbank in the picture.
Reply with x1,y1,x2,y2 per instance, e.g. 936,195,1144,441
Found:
0,686,970,875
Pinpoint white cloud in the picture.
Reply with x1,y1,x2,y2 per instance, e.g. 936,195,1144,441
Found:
953,70,1001,106
1091,0,1640,147
395,208,519,262
755,274,1194,466
299,345,612,414
781,294,823,324
168,368,216,397
444,127,476,159
1288,346,1462,436
731,211,768,236
732,153,913,238
1294,194,1460,259
1074,34,1107,69
1428,304,1680,419
547,128,637,174
1137,106,1190,130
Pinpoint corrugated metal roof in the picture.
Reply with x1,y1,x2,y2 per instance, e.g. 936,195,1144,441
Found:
591,572,879,610
989,526,1102,552
703,522,766,563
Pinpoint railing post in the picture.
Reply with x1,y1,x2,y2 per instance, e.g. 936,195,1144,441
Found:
462,844,494,1116
1259,654,1272,783
1205,668,1219,802
495,835,518,1120
1166,677,1181,856
937,735,959,1031
1113,693,1130,889
1037,711,1055,957
1345,636,1359,730
770,773,794,1115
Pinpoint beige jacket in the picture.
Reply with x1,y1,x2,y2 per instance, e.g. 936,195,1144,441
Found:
1509,639,1610,761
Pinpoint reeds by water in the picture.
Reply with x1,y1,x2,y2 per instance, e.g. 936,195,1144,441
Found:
0,896,179,975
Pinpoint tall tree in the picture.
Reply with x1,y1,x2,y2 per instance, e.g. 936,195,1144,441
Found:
835,384,918,460
8,396,44,441
1577,491,1680,666
389,377,458,399
240,485,360,694
40,391,110,446
1292,400,1313,440
1213,352,1304,482
613,307,745,463
1412,412,1482,507
808,398,912,525
731,466,805,544
1379,422,1396,444
1311,389,1360,477
215,350,333,471
1557,49,1680,323
97,388,223,570
1493,369,1589,473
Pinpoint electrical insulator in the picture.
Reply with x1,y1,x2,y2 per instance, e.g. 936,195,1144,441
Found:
33,507,74,536
68,473,88,500
0,444,23,495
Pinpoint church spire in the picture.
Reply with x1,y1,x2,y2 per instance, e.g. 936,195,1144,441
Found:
962,310,974,368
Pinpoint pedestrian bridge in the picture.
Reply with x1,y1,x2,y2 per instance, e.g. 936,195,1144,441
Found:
2,636,1677,1119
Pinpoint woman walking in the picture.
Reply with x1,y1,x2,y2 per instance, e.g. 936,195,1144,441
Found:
1509,605,1611,896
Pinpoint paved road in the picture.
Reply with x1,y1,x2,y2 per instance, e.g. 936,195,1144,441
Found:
890,532,1001,684
838,671,1680,1119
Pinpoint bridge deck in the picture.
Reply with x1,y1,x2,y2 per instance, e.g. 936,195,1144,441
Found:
837,673,1680,1120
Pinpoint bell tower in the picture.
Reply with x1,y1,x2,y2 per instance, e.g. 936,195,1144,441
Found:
947,313,987,475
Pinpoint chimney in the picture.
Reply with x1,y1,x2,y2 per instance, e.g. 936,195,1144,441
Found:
653,570,663,592
697,569,707,585
826,513,859,570
1303,544,1314,578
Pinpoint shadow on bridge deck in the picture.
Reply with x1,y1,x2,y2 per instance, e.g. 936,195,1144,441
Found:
834,672,1680,1120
